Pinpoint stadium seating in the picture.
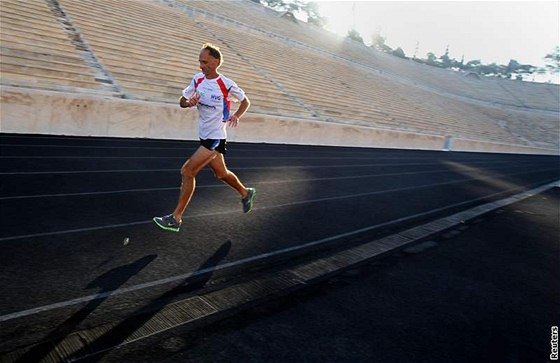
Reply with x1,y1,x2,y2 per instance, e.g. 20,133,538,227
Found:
176,0,559,114
0,0,115,95
1,0,558,150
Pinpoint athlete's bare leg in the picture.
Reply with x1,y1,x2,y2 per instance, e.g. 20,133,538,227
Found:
172,146,218,222
209,153,248,198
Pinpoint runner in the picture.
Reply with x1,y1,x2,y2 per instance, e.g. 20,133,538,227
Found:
153,43,255,232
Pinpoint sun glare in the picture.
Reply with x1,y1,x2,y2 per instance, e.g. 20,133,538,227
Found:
316,1,559,70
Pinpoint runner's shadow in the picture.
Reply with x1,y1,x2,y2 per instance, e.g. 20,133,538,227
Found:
15,254,157,363
71,240,232,362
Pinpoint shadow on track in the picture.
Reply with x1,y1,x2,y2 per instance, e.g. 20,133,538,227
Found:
15,254,158,363
71,240,232,362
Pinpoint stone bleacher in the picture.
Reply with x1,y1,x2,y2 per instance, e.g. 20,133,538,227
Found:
1,0,558,150
0,0,115,96
56,0,312,119
176,0,559,114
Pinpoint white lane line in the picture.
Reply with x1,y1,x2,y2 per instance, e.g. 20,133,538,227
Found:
0,179,557,323
0,143,498,156
2,144,556,161
0,145,434,157
0,144,196,150
3,156,397,160
0,136,187,145
0,168,180,175
0,159,539,175
0,155,504,161
0,168,556,242
0,187,182,200
0,163,543,200
0,151,536,159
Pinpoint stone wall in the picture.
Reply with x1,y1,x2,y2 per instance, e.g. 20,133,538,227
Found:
1,87,557,155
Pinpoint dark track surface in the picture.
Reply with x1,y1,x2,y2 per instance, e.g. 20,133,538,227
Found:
104,187,559,363
0,133,558,352
147,187,558,363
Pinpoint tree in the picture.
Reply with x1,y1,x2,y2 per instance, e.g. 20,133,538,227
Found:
370,31,392,53
544,46,560,75
392,47,406,59
261,0,288,9
517,64,538,78
425,52,438,66
347,28,364,44
478,63,504,77
258,0,326,28
302,2,327,27
464,59,481,71
449,55,465,70
439,45,451,68
505,59,521,78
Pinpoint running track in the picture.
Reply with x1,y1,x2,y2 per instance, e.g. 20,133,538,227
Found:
0,133,558,350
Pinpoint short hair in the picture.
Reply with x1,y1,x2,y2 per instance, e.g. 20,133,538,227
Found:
201,43,223,66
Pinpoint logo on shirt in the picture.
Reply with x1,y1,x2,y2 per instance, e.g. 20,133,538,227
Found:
211,94,222,101
197,102,216,109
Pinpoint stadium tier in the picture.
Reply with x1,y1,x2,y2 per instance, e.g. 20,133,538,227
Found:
1,0,558,150
0,0,117,95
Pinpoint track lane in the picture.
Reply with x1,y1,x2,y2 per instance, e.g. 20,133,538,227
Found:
0,162,555,238
0,134,558,351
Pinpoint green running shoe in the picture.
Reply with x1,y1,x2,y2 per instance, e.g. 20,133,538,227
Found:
153,214,181,232
242,188,256,213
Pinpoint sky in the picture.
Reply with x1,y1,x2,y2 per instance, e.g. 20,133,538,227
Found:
313,1,559,69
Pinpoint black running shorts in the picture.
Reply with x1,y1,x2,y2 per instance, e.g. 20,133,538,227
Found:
200,138,227,154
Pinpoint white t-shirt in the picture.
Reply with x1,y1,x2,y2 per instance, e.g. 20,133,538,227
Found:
182,73,246,139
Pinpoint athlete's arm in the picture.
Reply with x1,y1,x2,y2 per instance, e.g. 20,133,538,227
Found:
228,96,250,127
180,76,200,108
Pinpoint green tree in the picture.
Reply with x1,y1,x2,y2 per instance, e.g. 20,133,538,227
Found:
371,31,392,52
450,55,465,70
347,28,364,44
439,45,452,68
392,47,406,59
302,2,327,27
505,59,521,78
544,46,560,75
478,63,503,76
258,0,326,27
261,0,288,9
425,52,438,66
517,64,537,78
464,59,481,72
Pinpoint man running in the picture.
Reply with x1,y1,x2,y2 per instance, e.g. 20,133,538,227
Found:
153,43,255,232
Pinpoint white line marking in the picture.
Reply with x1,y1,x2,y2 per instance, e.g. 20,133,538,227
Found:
0,168,556,242
0,152,536,159
3,156,408,160
2,143,530,157
0,159,539,175
0,163,544,200
0,144,195,150
0,179,557,323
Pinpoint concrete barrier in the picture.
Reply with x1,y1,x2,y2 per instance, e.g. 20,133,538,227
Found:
1,86,557,155
0,87,198,140
452,137,559,155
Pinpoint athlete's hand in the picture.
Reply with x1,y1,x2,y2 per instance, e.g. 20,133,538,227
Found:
180,94,199,108
186,94,200,107
228,114,239,127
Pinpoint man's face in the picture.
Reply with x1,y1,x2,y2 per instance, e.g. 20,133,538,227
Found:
199,49,219,76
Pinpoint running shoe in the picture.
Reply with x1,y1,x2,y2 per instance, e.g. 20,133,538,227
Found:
242,188,256,213
153,214,181,232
